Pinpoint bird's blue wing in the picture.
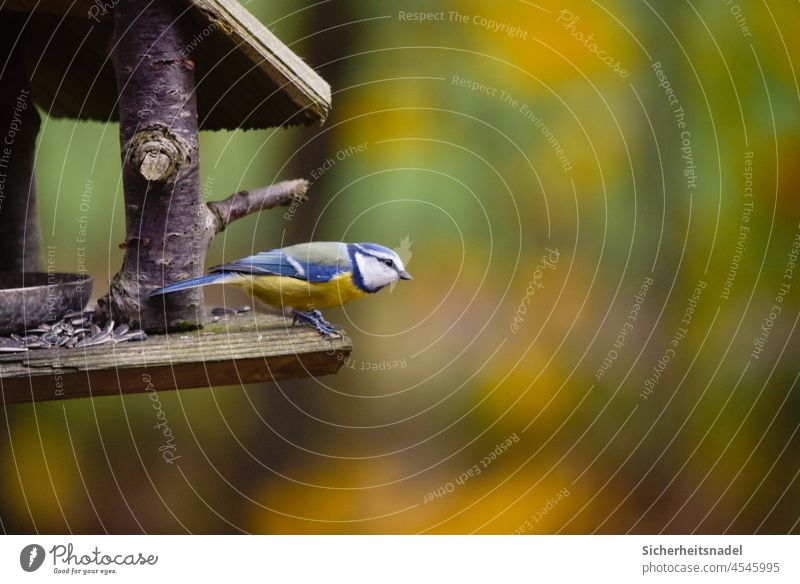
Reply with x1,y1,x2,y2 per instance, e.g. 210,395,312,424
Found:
210,243,350,283
212,249,302,277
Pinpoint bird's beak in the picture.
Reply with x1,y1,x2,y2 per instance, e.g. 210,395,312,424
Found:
399,270,413,280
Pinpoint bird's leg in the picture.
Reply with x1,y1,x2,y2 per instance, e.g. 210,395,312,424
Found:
291,309,341,338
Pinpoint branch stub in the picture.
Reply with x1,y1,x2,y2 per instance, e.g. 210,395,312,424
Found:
126,127,188,183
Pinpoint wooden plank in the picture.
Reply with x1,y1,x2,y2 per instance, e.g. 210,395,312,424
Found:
0,313,350,405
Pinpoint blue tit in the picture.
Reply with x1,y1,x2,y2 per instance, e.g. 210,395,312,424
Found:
150,242,412,336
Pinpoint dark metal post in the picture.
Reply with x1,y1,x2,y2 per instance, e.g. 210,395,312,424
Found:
0,13,42,273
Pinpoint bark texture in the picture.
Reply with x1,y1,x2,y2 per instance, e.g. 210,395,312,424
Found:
99,0,209,332
0,14,42,273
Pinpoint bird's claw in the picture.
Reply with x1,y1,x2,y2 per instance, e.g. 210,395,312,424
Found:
292,309,341,338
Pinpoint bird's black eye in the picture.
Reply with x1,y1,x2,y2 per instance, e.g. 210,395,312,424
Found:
381,258,394,267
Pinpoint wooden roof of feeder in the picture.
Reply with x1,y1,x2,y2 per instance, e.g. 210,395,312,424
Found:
3,0,331,130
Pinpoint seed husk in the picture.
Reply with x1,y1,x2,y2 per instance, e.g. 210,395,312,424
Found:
0,308,146,353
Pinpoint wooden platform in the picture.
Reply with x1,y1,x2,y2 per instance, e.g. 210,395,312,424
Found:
0,313,350,405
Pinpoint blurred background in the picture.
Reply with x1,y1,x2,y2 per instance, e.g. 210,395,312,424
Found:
2,0,799,534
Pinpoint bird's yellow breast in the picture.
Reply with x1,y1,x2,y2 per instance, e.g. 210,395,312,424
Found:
231,272,367,310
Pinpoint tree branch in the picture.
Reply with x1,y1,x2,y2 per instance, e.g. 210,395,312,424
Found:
207,179,309,233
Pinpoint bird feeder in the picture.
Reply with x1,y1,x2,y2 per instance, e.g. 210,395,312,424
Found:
0,0,351,404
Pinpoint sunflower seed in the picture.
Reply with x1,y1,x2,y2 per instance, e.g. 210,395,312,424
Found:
0,337,24,349
0,308,152,354
0,345,28,353
119,330,147,342
75,333,111,348
42,332,59,345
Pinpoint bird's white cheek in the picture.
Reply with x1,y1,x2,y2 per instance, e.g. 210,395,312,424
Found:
355,255,397,290
368,268,395,289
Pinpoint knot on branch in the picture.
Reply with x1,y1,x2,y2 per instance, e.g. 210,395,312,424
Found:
125,126,189,182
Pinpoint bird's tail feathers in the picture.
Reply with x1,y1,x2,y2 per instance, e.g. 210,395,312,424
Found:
149,272,238,296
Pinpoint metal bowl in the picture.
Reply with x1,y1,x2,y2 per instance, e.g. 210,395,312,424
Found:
0,272,93,334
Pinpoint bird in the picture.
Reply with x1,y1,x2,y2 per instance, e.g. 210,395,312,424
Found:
150,242,412,336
